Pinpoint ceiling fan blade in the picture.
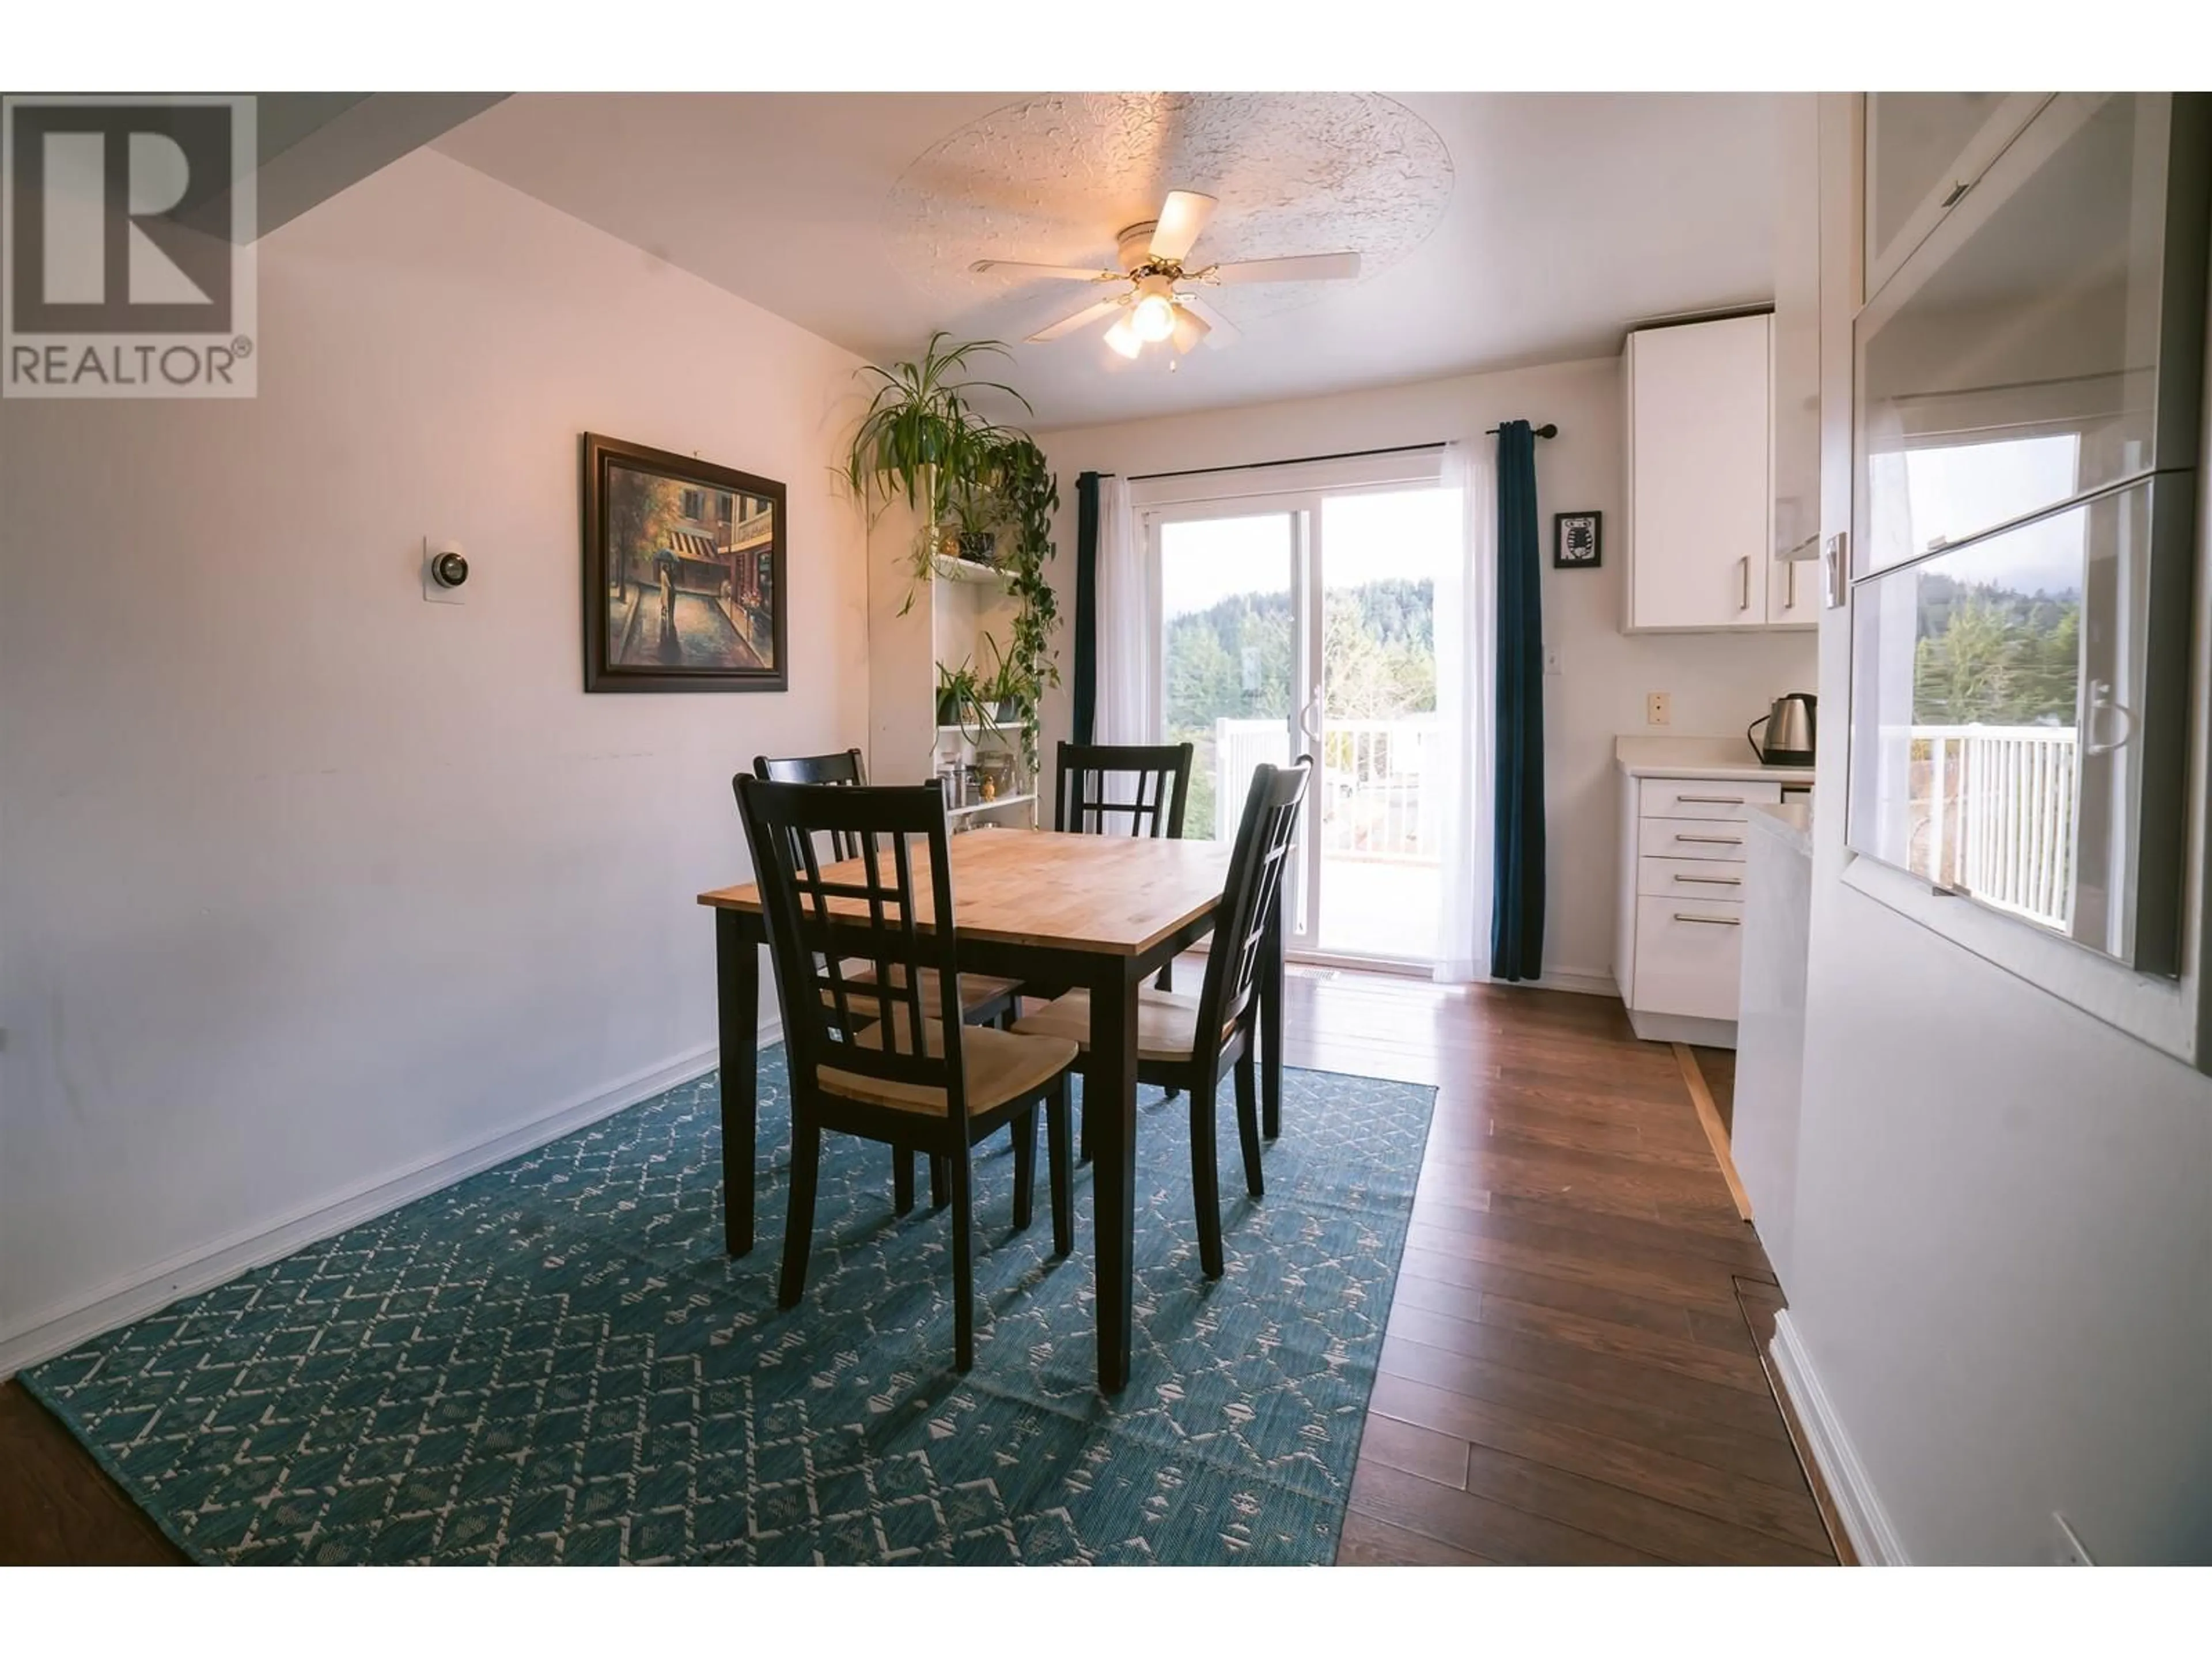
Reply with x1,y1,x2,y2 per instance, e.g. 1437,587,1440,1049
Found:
1176,294,1239,349
972,259,1122,282
1149,191,1218,263
1027,294,1129,343
1202,252,1362,285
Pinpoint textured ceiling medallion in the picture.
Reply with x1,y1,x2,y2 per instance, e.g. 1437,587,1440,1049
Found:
886,93,1453,328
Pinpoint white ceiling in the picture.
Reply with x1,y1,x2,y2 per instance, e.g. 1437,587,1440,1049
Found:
433,92,1781,430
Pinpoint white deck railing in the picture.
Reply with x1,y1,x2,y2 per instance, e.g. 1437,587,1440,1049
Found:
1914,724,2078,929
1212,715,1441,862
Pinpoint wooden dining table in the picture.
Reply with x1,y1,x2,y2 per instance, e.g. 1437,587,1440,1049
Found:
696,827,1285,1393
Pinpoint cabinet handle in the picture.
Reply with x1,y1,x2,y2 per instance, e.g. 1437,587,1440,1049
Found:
1673,832,1743,845
1675,874,1743,886
1676,794,1744,805
1785,559,1797,609
1738,556,1751,612
1673,912,1743,926
1939,179,1972,207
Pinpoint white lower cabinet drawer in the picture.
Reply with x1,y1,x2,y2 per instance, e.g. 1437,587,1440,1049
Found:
1638,779,1782,820
1632,895,1745,1021
1638,818,1752,861
1637,854,1749,900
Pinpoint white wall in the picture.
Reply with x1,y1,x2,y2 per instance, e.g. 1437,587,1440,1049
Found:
0,149,870,1362
1775,93,2212,1565
1034,359,1817,984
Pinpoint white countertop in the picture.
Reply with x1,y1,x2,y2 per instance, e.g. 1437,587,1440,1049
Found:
1745,800,1813,857
1614,734,1815,785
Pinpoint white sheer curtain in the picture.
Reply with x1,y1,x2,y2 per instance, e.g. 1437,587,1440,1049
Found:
1433,439,1498,983
1092,475,1156,743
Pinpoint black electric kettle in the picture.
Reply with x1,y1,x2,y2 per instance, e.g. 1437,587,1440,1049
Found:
1749,693,1816,766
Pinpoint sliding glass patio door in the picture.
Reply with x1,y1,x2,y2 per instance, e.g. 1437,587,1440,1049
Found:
1146,467,1450,968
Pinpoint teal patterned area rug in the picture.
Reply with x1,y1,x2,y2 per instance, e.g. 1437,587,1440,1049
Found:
24,1055,1435,1565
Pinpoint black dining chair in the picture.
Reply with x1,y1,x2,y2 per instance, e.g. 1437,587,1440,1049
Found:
1052,741,1198,1105
1052,741,1195,840
733,777,1078,1373
752,749,1021,1216
1014,756,1310,1279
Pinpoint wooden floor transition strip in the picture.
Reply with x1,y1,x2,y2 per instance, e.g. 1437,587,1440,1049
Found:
1672,1041,1753,1223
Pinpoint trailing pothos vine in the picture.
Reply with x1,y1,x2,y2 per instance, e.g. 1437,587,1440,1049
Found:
843,332,1061,777
984,430,1061,777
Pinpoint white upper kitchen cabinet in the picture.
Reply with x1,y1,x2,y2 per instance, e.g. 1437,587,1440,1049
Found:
1623,313,1774,632
1767,93,1823,631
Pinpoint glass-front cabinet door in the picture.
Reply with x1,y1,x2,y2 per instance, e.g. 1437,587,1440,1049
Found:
1862,92,2050,300
1847,92,2210,972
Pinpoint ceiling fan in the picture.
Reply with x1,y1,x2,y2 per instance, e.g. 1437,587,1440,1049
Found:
971,189,1361,358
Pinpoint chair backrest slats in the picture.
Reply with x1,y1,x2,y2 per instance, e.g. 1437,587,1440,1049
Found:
1193,757,1313,1066
733,778,971,1123
753,748,867,861
1054,741,1195,839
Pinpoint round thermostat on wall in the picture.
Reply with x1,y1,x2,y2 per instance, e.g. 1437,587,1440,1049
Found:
423,538,469,605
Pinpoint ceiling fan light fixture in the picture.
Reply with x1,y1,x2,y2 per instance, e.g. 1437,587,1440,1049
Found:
1169,304,1210,355
1103,317,1143,359
1129,275,1179,343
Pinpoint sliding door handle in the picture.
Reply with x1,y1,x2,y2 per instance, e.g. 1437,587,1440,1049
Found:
2084,680,2136,756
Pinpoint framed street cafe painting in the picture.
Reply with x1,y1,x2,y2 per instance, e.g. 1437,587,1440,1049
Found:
582,433,788,692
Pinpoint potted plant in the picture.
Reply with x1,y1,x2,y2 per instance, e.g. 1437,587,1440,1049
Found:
843,332,1028,599
979,632,1028,725
843,333,1062,778
951,480,1003,568
935,659,993,741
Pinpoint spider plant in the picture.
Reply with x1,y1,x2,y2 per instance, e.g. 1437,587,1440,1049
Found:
978,632,1029,723
934,658,996,745
843,332,1032,525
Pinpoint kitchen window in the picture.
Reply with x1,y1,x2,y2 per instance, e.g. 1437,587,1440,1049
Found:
1845,92,2212,1062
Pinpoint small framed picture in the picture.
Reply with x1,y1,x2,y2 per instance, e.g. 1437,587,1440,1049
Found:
1554,510,1602,569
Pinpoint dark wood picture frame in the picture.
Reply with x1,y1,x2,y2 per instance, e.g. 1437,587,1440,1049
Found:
1553,510,1602,570
582,432,789,694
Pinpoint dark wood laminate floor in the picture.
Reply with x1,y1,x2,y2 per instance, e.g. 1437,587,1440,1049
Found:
0,968,1830,1567
1289,968,1834,1567
0,1381,182,1564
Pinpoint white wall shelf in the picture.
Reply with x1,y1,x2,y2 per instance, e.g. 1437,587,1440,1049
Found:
864,506,1038,830
931,554,1011,586
946,791,1037,820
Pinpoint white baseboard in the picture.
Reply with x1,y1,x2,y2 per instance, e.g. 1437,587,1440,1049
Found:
0,1022,775,1382
1522,967,1619,999
1768,1309,1910,1565
1627,1007,1738,1047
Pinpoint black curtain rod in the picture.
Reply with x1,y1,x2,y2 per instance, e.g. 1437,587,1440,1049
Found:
1125,441,1444,484
1116,426,1557,484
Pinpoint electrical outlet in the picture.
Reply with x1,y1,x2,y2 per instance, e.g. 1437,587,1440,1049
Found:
2050,1512,2093,1566
1543,646,1563,676
1646,691,1672,727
